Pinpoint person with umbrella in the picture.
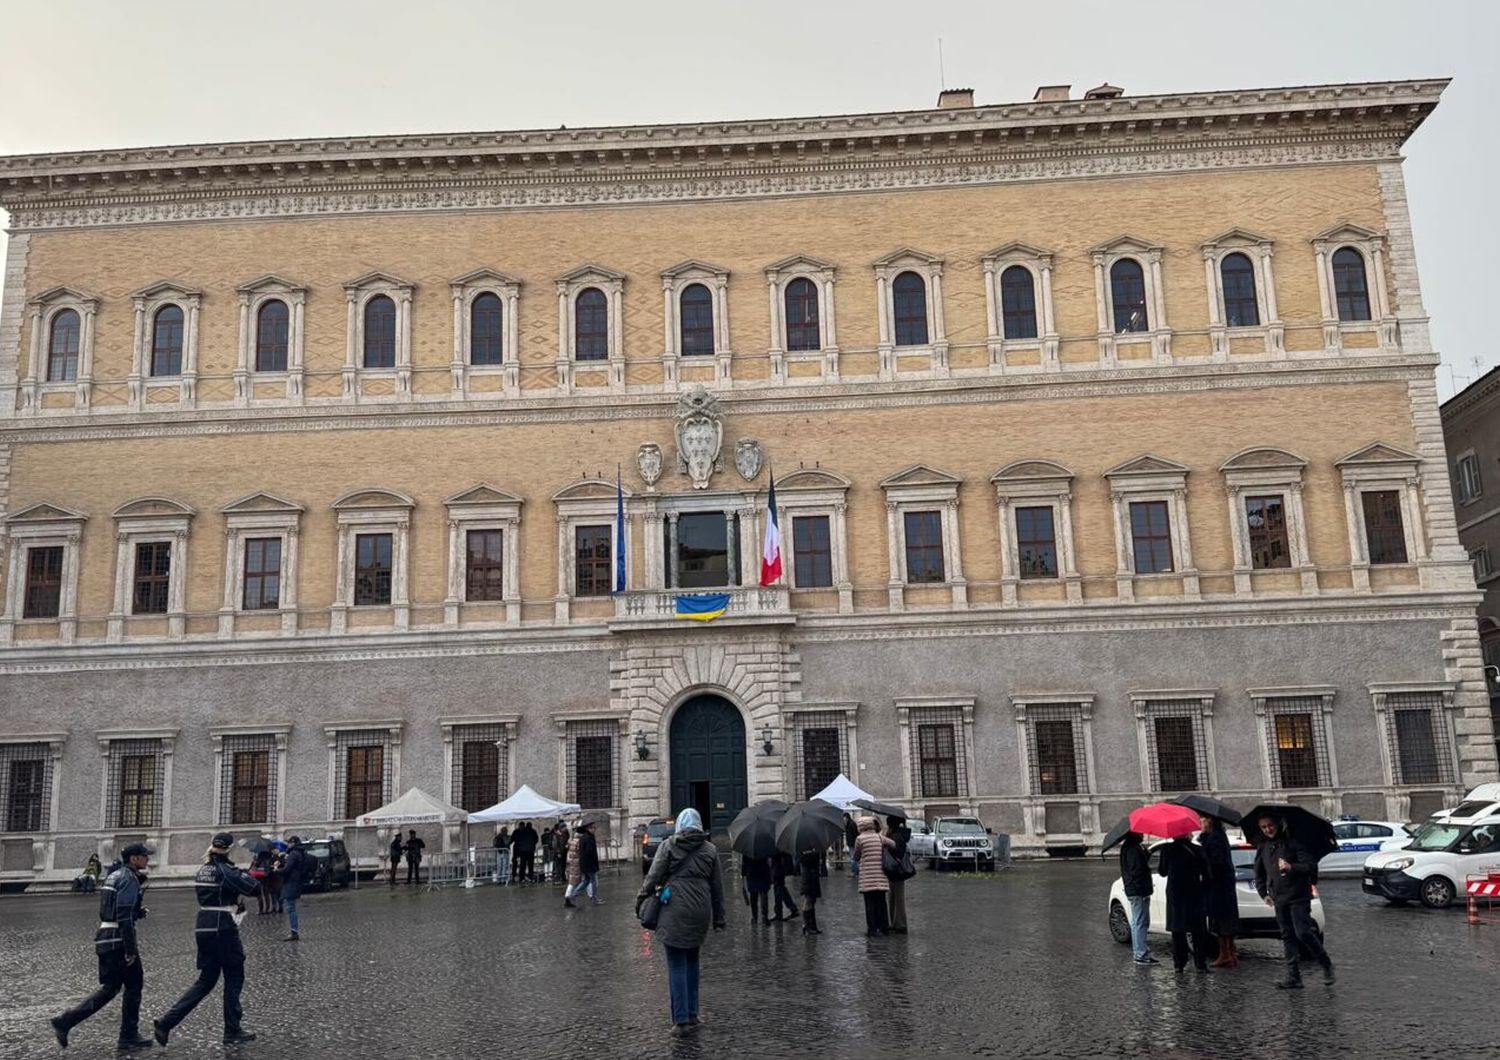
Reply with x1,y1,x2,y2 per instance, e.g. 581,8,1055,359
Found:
1196,813,1240,968
742,852,772,925
798,840,823,936
1251,809,1335,989
1158,833,1210,973
852,816,896,936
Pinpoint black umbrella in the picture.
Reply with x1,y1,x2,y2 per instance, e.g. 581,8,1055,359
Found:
1098,815,1132,854
728,800,788,860
1171,794,1243,826
775,799,846,856
1240,803,1337,861
851,798,908,821
243,836,274,855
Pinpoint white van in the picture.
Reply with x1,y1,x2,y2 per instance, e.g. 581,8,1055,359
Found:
1362,786,1500,908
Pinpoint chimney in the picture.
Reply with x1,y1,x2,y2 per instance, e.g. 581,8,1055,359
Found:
1033,85,1071,103
1083,83,1124,100
937,88,974,110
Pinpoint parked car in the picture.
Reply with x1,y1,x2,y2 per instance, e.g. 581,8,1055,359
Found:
639,819,674,874
300,838,352,891
905,820,936,860
1320,818,1413,875
926,816,995,871
1107,838,1327,942
1363,802,1500,909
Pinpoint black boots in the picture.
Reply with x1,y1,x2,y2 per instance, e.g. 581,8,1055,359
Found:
152,1021,170,1047
224,1028,257,1044
801,909,821,935
49,1017,69,1048
118,1034,154,1050
1321,958,1336,984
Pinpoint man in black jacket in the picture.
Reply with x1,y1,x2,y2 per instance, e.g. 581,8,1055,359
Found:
404,829,426,885
279,835,310,941
1119,832,1156,964
1253,814,1334,989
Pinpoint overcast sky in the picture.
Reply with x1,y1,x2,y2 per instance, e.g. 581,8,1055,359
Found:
2,0,1494,397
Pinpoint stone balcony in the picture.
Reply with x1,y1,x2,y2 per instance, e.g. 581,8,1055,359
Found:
609,586,793,630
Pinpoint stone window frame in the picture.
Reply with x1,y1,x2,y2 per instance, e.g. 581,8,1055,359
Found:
1453,448,1484,507
1248,686,1340,792
1336,443,1425,591
660,259,732,386
981,242,1059,371
783,701,861,796
330,489,415,633
879,464,966,611
323,720,402,822
1104,455,1197,600
1011,694,1099,840
440,714,519,811
0,733,66,837
765,254,839,382
443,484,523,627
774,468,854,613
217,492,303,637
1200,228,1284,358
1367,682,1460,793
989,460,1082,605
96,727,177,833
895,696,977,803
555,263,626,393
1090,235,1171,364
233,274,307,406
552,712,629,810
872,247,949,380
0,502,86,644
342,270,415,400
638,487,759,598
106,498,194,642
449,267,521,398
552,478,630,622
1130,690,1218,794
1311,223,1398,353
21,285,98,413
128,281,202,408
1219,447,1318,595
210,724,291,828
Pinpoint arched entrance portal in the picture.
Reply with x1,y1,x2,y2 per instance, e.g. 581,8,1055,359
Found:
669,695,748,834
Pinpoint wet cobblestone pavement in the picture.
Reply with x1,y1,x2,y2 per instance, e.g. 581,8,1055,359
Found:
4,860,1498,1059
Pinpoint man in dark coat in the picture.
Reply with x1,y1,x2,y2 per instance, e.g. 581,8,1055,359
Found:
52,843,155,1049
1157,836,1209,973
550,824,570,885
153,832,261,1046
577,822,602,904
278,835,310,941
1118,832,1156,964
1197,816,1240,968
493,827,511,884
404,829,426,885
512,821,538,883
798,845,823,935
770,850,800,922
1254,814,1334,989
388,833,404,886
842,813,859,878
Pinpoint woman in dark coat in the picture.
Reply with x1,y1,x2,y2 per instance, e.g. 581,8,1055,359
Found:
636,808,725,1037
1157,835,1210,972
798,844,823,935
1197,814,1240,968
741,854,772,925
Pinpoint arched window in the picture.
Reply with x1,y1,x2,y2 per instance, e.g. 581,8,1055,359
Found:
47,309,81,382
892,271,929,347
1332,247,1371,322
255,299,289,372
470,292,504,365
150,305,184,376
1109,259,1149,333
679,283,715,356
784,277,820,351
1220,253,1260,328
1000,266,1039,340
363,295,396,368
574,287,608,361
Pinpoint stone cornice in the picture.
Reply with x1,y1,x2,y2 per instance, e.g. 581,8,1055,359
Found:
1440,363,1500,423
0,80,1446,230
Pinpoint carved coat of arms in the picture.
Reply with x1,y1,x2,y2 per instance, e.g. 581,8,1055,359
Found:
734,439,764,482
637,443,663,488
674,385,724,490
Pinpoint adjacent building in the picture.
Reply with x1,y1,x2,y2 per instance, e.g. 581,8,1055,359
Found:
1,78,1495,882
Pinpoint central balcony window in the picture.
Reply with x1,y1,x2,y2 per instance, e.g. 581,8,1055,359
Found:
666,511,743,588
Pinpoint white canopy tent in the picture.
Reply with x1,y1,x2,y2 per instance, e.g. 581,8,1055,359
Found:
467,784,581,824
810,773,874,812
354,787,468,827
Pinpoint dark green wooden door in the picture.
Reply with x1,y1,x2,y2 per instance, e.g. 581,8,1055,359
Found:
669,695,747,834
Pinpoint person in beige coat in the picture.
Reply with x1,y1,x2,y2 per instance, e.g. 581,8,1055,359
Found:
852,817,894,936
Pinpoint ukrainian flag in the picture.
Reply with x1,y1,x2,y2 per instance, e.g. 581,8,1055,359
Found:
675,593,730,622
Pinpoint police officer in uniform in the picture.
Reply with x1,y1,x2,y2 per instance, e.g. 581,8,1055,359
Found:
51,842,155,1049
152,832,260,1046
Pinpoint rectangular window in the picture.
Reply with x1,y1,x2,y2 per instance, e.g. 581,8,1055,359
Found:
1456,453,1483,504
23,545,64,619
570,726,617,809
800,728,841,801
916,723,958,799
460,740,501,812
118,754,158,829
345,744,385,819
229,749,270,824
1129,500,1173,574
903,510,946,583
1152,716,1199,791
131,541,172,615
3,752,48,833
1471,547,1492,582
1384,692,1454,786
1034,719,1080,795
792,515,833,588
1361,490,1408,565
1245,495,1291,570
1274,713,1320,789
677,511,731,589
1015,506,1058,579
574,524,612,597
353,533,393,606
465,529,506,602
241,536,282,610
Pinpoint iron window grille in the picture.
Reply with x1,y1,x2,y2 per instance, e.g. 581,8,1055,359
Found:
1110,259,1149,333
470,293,504,365
1142,700,1209,793
1385,692,1453,786
219,733,278,825
567,721,619,809
363,296,397,368
334,730,391,819
151,305,184,376
907,707,967,799
132,541,172,614
679,284,715,356
1025,704,1088,796
1245,495,1291,570
242,537,282,610
1,743,52,832
255,300,289,371
574,288,609,361
1000,265,1038,340
48,309,80,381
1361,490,1408,565
1220,252,1261,328
452,724,508,812
789,712,847,800
23,545,64,619
903,510,946,583
1129,501,1173,573
465,529,505,601
354,533,393,605
1015,506,1058,578
792,515,833,588
574,525,613,597
1332,247,1371,321
106,739,163,830
784,277,820,351
1262,697,1329,789
892,271,929,347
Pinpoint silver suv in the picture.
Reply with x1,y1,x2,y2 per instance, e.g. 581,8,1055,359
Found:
926,816,995,871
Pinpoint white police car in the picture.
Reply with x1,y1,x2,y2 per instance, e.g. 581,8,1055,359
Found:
1319,818,1413,876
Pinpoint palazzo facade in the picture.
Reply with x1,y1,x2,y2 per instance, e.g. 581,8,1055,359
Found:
0,78,1495,881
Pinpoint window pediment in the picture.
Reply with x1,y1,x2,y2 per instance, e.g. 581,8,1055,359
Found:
343,270,414,293
661,259,729,281
880,464,962,490
990,459,1074,484
1335,442,1420,469
1104,454,1190,479
131,279,202,302
445,483,524,508
113,497,196,519
1312,221,1384,248
981,241,1055,270
332,488,415,511
1219,447,1307,472
1201,228,1273,252
221,492,304,515
28,284,99,310
553,478,630,504
765,254,836,277
236,273,306,296
450,267,521,289
556,263,625,286
1091,234,1163,259
776,468,852,491
5,502,87,525
872,247,943,270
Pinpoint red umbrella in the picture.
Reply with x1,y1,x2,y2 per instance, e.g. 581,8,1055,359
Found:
1129,802,1201,840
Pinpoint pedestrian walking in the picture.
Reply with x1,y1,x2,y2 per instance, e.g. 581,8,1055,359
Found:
279,835,311,941
513,820,538,883
1119,831,1157,964
493,827,511,884
249,848,273,914
51,843,155,1049
551,823,570,885
852,816,894,936
388,833,404,887
404,829,426,886
887,817,912,934
1198,815,1240,968
742,854,771,924
842,813,859,879
152,833,261,1046
1253,813,1334,989
565,822,602,907
798,844,823,935
1158,835,1210,973
635,808,725,1037
770,850,799,922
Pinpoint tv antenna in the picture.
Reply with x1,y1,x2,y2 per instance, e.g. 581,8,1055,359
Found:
938,38,946,91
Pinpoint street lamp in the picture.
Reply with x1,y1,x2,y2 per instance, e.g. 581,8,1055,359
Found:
634,731,650,760
760,725,774,756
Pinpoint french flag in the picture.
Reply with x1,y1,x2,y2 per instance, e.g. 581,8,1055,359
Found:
759,475,782,587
